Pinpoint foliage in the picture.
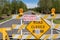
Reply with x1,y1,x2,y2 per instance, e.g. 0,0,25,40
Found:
52,0,60,12
0,0,27,17
37,0,60,13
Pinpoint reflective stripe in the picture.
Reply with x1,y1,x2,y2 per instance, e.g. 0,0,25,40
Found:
26,35,32,39
12,24,17,29
21,34,60,39
44,34,50,40
12,34,22,39
17,24,26,33
16,15,20,19
43,14,49,19
52,34,58,39
52,14,56,19
54,24,60,29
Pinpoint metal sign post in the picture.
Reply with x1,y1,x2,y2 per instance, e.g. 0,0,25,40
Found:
51,8,56,40
51,19,54,40
21,19,23,40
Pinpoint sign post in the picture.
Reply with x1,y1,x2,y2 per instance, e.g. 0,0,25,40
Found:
21,19,23,40
26,18,50,39
51,8,56,19
51,8,56,40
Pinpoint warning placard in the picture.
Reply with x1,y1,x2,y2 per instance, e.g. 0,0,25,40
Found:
26,18,51,39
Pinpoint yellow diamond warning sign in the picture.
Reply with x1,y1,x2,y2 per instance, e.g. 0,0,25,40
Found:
26,18,50,39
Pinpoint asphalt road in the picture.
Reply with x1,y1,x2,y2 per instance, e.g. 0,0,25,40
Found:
0,11,60,40
0,19,21,27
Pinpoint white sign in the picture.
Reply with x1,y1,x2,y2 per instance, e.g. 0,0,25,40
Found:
22,15,40,21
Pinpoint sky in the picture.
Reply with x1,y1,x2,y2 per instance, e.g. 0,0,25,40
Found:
22,0,39,8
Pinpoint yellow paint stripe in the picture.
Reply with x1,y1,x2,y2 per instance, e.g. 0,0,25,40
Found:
43,14,49,19
17,24,26,33
12,24,17,29
54,24,60,29
44,34,50,40
52,34,58,39
26,35,32,39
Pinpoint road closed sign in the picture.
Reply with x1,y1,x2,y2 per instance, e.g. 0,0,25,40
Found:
23,15,40,21
26,18,51,39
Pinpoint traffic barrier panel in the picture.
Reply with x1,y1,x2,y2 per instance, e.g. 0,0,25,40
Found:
43,14,49,19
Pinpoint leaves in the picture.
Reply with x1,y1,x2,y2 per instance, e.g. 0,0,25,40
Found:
0,0,27,17
38,0,60,13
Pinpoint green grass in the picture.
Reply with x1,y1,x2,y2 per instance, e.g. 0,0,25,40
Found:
53,19,60,24
0,16,12,23
48,19,60,24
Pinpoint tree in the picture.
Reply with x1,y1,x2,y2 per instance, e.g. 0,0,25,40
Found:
38,0,60,13
52,0,60,12
38,0,52,10
11,0,27,14
0,0,27,17
11,0,17,14
17,1,27,12
0,0,10,16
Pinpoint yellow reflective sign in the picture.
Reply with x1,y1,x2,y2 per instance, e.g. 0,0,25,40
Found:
26,18,50,39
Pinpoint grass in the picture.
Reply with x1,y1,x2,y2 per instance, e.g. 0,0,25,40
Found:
48,19,60,24
0,16,12,23
53,19,60,24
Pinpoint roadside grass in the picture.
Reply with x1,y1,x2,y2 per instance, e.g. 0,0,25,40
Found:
53,19,60,24
48,19,60,24
0,16,12,23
